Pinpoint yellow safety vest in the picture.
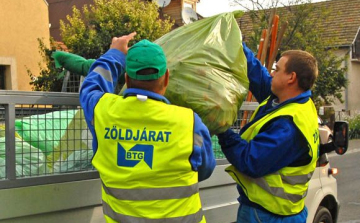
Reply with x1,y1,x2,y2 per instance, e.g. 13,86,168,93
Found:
226,97,319,215
92,93,205,223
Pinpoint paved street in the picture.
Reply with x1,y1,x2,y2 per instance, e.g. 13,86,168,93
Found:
329,139,360,223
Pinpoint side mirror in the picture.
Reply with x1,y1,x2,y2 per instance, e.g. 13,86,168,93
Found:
333,121,349,155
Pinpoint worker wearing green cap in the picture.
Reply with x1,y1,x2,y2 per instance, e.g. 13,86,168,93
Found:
80,32,215,223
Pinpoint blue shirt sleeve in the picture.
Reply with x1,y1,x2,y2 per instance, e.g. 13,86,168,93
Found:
217,118,305,178
190,113,216,182
243,43,272,103
79,48,126,153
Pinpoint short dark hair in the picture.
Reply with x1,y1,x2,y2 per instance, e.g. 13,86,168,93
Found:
127,68,166,92
136,68,160,76
281,50,318,91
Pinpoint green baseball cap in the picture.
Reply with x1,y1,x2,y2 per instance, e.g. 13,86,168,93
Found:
126,40,167,81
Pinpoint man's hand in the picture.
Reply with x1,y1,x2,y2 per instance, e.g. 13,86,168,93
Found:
110,32,137,55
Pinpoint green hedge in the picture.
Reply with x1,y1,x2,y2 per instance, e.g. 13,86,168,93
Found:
345,114,360,139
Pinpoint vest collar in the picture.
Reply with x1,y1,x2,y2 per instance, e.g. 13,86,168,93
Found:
123,88,171,104
241,90,313,134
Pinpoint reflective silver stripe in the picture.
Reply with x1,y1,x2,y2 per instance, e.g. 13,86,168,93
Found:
242,172,312,203
102,201,204,223
281,173,313,185
194,133,203,147
102,182,199,200
93,66,113,82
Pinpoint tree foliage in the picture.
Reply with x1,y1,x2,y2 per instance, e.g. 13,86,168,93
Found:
232,0,348,106
60,0,174,58
29,0,174,91
27,38,64,91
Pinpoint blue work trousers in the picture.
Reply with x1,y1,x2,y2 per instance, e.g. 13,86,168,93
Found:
236,204,308,223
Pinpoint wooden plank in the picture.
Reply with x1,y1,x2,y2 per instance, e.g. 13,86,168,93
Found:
200,184,238,208
0,179,101,220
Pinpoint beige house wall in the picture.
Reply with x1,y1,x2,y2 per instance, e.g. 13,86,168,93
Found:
347,57,360,112
332,48,360,114
0,0,50,91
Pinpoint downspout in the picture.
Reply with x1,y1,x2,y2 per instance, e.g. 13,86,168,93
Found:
345,47,350,111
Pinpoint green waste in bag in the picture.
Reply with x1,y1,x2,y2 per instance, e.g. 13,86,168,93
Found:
46,109,93,173
51,51,125,87
122,11,249,134
15,110,78,155
0,137,45,178
52,51,96,77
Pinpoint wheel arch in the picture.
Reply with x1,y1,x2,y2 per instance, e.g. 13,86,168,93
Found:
318,194,339,223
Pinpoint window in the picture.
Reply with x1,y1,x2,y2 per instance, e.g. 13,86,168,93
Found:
351,27,360,61
0,66,5,89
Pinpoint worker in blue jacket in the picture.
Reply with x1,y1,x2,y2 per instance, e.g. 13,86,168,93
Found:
80,32,216,223
217,43,320,223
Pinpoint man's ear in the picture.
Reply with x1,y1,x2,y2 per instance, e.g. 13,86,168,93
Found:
288,71,297,84
164,69,169,87
125,73,131,88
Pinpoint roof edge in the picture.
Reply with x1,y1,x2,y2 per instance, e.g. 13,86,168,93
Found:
353,27,360,44
328,44,351,49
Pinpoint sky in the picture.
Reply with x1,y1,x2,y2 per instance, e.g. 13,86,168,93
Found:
196,0,328,17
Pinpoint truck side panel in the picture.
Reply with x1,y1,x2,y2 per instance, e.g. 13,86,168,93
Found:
0,91,239,223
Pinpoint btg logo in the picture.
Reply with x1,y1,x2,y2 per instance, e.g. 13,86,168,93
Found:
117,143,154,169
